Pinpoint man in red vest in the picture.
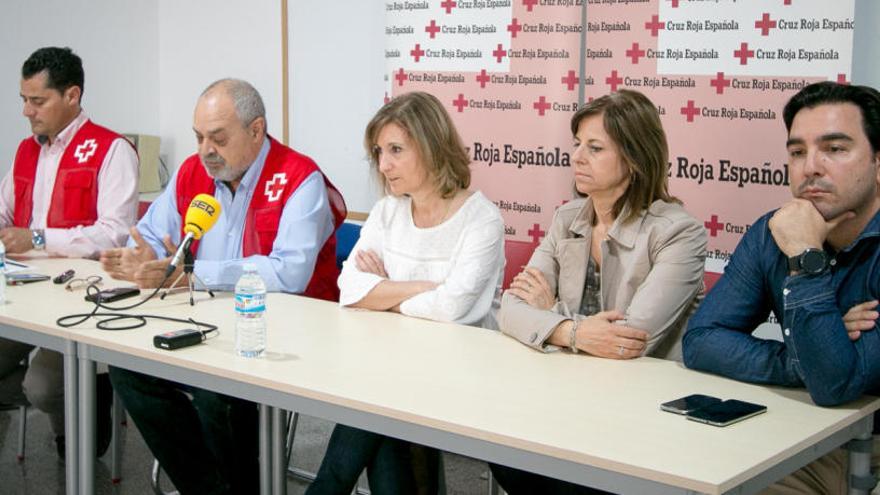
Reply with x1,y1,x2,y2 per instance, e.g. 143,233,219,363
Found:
0,47,137,458
102,78,345,494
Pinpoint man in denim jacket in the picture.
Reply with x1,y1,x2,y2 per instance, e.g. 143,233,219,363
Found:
683,81,880,494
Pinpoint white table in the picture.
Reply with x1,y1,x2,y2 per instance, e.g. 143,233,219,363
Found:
2,258,879,495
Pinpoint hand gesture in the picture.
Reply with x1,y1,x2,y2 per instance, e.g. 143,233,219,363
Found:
355,249,388,278
575,310,649,359
100,227,166,281
769,199,854,257
843,300,879,341
0,227,34,253
507,267,555,310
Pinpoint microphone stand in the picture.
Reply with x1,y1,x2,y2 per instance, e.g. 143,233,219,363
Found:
160,247,215,306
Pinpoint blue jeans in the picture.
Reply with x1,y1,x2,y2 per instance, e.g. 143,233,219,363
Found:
307,424,437,495
109,366,259,495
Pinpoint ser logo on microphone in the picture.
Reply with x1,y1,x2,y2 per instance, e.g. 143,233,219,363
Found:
190,199,216,217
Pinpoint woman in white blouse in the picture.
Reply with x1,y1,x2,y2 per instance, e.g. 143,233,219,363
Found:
306,91,505,495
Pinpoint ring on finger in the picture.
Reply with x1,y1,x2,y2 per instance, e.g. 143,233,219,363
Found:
618,345,624,356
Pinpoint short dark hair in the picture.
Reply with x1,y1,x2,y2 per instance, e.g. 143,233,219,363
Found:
783,81,880,153
21,47,84,98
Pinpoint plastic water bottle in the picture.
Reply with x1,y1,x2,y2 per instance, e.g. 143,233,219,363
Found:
234,263,266,357
0,239,6,304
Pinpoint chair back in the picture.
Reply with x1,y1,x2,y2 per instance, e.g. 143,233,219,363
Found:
336,222,362,268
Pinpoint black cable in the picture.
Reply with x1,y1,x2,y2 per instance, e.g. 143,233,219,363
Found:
56,276,218,335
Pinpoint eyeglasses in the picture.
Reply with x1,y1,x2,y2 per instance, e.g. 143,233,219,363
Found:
65,275,103,291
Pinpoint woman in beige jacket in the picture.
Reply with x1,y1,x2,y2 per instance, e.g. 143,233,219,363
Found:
499,89,706,362
493,89,708,495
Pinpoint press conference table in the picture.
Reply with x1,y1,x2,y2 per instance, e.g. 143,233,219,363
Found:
1,257,878,495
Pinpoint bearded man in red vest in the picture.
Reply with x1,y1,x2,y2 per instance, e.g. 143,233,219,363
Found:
0,47,138,458
102,78,345,494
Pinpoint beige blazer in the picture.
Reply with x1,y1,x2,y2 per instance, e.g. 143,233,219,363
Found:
498,198,707,361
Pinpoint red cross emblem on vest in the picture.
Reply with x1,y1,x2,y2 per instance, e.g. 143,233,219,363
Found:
74,139,98,164
264,173,288,202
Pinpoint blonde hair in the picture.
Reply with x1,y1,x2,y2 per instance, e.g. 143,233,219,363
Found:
365,92,470,198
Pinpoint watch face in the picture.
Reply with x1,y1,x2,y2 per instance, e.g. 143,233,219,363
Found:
801,249,828,274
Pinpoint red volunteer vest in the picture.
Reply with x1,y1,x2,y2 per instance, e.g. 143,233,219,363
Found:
175,137,346,301
12,120,123,228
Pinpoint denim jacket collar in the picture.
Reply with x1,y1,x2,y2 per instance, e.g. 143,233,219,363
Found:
840,208,880,254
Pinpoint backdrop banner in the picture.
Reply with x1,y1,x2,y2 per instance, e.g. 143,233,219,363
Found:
384,1,855,309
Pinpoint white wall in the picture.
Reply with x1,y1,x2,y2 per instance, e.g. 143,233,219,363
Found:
853,0,880,87
288,1,385,213
157,0,283,173
0,0,159,176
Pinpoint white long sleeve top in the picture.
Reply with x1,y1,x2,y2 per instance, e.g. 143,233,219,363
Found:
338,191,505,328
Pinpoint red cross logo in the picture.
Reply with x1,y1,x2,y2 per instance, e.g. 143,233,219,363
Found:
411,44,425,62
264,173,288,202
395,68,407,86
704,215,724,237
755,13,776,36
681,100,701,123
626,42,646,64
425,20,440,38
784,0,792,4
523,0,538,12
562,70,579,91
734,42,755,65
441,0,456,14
74,139,98,164
837,73,849,85
528,223,545,245
508,18,522,38
476,69,490,88
452,94,468,113
606,70,623,92
493,44,507,63
645,15,665,37
669,0,679,7
710,72,731,94
533,96,551,116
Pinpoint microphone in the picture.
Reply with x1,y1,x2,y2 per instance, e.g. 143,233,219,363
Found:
166,194,222,276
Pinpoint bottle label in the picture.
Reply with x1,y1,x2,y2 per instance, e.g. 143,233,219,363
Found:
235,293,265,314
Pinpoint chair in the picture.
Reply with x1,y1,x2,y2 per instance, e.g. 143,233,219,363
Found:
502,240,538,289
336,221,362,268
150,459,179,495
0,402,27,461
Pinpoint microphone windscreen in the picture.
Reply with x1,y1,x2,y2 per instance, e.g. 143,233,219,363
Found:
184,194,221,240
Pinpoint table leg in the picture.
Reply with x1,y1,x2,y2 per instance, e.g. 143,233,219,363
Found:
272,408,287,495
63,340,79,495
848,417,876,495
78,357,96,495
260,404,273,495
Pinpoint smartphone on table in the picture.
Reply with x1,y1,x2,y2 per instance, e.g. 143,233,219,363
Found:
84,287,141,304
686,399,767,427
660,394,723,415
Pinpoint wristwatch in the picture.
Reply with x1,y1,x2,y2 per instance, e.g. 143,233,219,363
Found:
31,229,45,251
787,248,828,275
